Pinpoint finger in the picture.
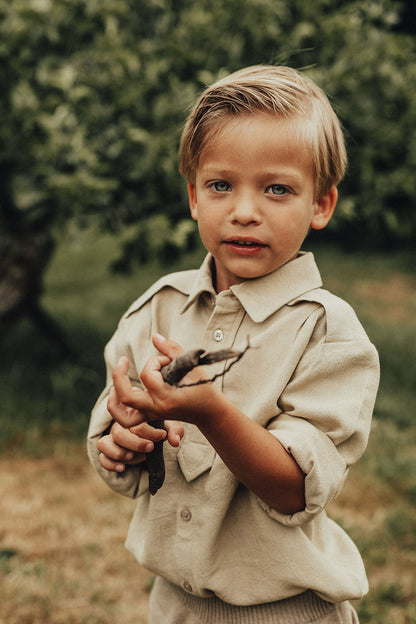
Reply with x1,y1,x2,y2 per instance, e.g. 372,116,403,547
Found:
129,421,168,442
165,420,185,447
112,360,155,415
152,333,184,359
98,450,146,472
112,357,135,403
152,334,209,386
111,421,165,453
99,452,127,473
107,387,147,428
139,354,172,396
112,357,145,404
97,432,136,462
113,354,130,377
98,429,149,472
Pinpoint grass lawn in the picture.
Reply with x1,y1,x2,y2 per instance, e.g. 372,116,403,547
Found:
1,224,415,623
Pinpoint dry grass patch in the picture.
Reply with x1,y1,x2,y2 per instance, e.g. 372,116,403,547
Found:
355,273,416,324
0,446,152,624
1,443,415,624
328,463,416,623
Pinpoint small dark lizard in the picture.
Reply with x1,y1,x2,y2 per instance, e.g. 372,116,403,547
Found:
146,342,250,495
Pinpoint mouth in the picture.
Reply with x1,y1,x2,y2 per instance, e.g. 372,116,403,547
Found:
224,237,267,247
223,237,267,254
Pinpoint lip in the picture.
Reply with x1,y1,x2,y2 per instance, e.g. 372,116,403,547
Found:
223,236,267,255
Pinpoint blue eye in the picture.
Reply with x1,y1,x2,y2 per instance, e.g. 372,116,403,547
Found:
266,184,287,196
211,181,231,192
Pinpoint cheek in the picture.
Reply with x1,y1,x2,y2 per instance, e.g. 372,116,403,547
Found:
270,211,312,242
195,207,217,230
194,213,212,238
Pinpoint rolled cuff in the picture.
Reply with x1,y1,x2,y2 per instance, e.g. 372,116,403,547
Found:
261,417,347,526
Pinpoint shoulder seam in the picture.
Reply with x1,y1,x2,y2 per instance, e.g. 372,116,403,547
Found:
295,288,369,343
124,269,198,318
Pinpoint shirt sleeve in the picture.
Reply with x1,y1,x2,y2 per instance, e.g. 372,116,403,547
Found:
261,311,380,527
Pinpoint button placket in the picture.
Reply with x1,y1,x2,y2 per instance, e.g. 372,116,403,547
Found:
202,296,245,389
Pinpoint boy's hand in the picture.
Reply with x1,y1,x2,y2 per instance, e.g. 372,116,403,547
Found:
111,333,216,427
99,345,186,473
97,419,183,473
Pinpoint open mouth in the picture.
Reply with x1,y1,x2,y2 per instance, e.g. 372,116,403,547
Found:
223,238,267,254
228,240,264,246
225,238,266,247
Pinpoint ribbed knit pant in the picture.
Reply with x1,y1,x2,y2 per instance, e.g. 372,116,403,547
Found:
148,576,360,624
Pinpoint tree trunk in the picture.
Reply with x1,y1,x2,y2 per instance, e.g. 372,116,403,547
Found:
0,224,73,356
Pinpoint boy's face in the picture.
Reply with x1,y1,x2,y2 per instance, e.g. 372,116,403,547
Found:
188,113,337,292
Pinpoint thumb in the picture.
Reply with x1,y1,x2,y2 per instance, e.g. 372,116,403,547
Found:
152,333,184,360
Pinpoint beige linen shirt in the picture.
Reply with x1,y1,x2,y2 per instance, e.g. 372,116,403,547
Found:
88,252,379,606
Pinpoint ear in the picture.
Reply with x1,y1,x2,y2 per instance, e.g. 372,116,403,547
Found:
187,183,198,221
310,186,338,230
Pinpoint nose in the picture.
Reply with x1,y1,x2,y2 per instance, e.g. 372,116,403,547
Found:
230,191,262,225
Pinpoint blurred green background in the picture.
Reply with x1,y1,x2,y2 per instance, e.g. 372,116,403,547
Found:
1,1,415,622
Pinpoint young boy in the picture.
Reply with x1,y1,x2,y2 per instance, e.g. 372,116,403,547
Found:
88,65,379,623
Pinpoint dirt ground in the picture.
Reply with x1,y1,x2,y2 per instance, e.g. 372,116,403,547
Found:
0,446,152,624
0,439,414,624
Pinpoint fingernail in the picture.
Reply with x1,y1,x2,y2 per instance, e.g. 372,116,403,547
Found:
145,442,154,452
115,464,125,472
154,333,165,341
125,452,134,461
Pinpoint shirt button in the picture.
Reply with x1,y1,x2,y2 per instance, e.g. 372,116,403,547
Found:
213,328,224,342
183,581,193,592
180,508,192,522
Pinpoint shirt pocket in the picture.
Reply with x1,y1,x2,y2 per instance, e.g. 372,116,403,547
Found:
177,424,216,482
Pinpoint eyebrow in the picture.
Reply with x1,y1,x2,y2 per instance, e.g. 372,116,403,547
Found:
199,167,305,185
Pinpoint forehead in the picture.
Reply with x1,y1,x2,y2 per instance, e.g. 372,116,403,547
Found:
197,113,315,173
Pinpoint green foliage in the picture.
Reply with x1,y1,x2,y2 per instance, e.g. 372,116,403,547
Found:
306,2,416,248
1,0,415,258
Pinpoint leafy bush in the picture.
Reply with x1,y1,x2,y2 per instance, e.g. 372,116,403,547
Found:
2,0,415,240
1,0,415,338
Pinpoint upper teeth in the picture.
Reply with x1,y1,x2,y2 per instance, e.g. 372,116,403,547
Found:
233,240,257,245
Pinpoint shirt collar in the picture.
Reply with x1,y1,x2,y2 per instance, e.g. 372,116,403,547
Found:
180,252,323,322
180,254,217,312
230,252,323,322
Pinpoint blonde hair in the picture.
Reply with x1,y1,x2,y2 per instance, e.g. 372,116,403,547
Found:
178,65,347,199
